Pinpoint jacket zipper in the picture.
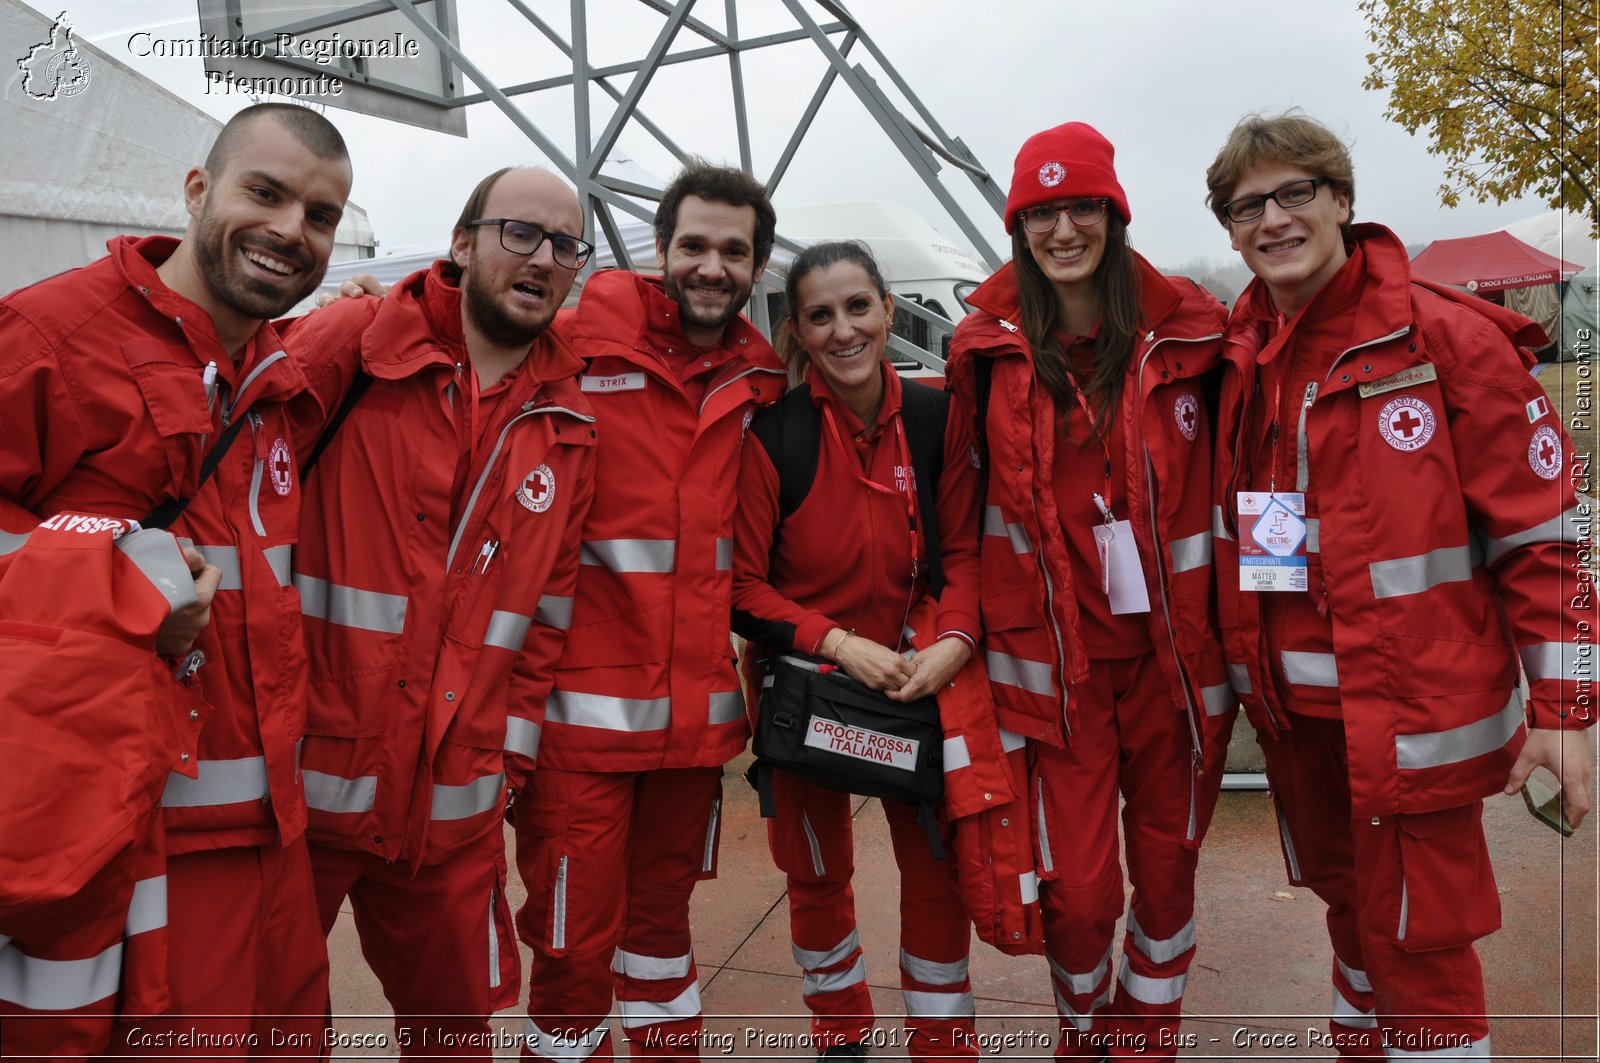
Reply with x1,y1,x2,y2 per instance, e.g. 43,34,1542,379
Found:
444,402,596,571
1137,333,1211,770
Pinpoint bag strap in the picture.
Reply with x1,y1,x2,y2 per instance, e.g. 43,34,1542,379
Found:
302,370,374,478
899,380,949,600
142,413,251,530
972,355,994,504
917,800,947,860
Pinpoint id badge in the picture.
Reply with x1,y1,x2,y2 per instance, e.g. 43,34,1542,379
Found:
1236,491,1308,592
1093,520,1151,614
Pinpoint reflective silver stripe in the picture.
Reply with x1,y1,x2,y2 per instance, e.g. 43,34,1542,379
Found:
552,855,567,951
715,537,733,571
1047,948,1110,997
535,594,574,631
1169,530,1212,574
196,544,243,591
1227,661,1252,695
0,940,122,1009
525,1017,608,1063
611,948,691,981
987,650,1053,697
999,727,1026,753
1521,641,1584,681
1306,518,1321,555
580,538,675,574
303,769,377,814
1282,650,1339,688
1019,870,1039,905
505,715,541,759
1117,965,1187,1005
899,949,969,986
793,929,860,972
162,755,268,807
701,796,719,874
125,875,168,937
484,610,534,651
1212,505,1232,542
903,988,976,1019
803,955,866,996
618,980,702,1027
262,544,292,587
1051,978,1111,1032
982,506,1032,554
1275,801,1303,882
0,528,29,556
1484,507,1584,565
1398,879,1409,940
1395,689,1524,770
487,887,501,990
1369,545,1474,599
708,690,744,726
545,690,670,732
1035,777,1054,873
1385,1036,1491,1059
295,574,408,634
1331,986,1377,1029
431,772,504,821
1337,956,1372,994
1127,910,1197,964
801,807,825,877
117,531,198,612
1201,683,1234,717
942,735,972,771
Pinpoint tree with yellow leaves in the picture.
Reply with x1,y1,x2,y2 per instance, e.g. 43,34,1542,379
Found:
1359,0,1596,233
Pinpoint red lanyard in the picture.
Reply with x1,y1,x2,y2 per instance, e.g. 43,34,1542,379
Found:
1060,366,1114,520
820,403,921,584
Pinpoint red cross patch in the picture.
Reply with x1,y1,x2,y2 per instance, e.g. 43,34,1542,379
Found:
268,437,293,496
1377,395,1435,452
1037,161,1066,187
1528,425,1562,480
516,463,556,513
1173,392,1199,442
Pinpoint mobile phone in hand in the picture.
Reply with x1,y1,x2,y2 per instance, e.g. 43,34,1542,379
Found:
1521,775,1577,837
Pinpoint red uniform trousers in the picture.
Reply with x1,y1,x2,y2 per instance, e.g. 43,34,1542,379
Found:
765,770,977,1058
105,838,330,1058
1262,713,1497,1060
1034,655,1222,1062
309,827,520,1060
0,837,169,1062
513,766,722,1062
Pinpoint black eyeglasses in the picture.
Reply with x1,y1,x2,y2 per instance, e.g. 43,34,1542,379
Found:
1219,177,1329,224
1018,199,1108,233
466,218,594,270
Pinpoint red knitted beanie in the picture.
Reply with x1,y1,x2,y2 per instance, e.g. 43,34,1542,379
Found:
1004,121,1131,233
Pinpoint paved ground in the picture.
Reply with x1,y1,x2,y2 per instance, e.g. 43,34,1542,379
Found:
327,749,1598,1060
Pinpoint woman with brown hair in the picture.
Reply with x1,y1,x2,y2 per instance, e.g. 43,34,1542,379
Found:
946,122,1235,1059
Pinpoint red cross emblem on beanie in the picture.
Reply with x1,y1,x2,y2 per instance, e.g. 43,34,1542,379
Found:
1377,395,1435,452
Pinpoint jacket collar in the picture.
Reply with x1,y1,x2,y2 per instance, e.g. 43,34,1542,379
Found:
805,357,903,434
573,269,781,374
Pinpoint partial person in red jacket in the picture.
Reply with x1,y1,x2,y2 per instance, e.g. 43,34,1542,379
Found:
293,167,598,1058
511,161,785,1060
1204,112,1594,1059
0,103,357,1058
731,241,983,1059
945,123,1235,1061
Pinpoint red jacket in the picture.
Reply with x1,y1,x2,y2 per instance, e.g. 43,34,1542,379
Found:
539,271,785,772
1214,224,1593,816
946,256,1234,770
731,362,981,655
294,265,597,865
0,237,366,854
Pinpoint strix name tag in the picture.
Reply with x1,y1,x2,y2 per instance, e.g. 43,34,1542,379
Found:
1357,362,1437,398
580,372,645,393
1237,491,1308,592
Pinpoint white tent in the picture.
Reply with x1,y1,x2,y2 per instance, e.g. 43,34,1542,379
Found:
1,0,374,293
1501,209,1598,359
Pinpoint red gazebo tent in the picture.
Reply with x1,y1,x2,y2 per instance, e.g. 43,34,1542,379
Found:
1411,231,1585,293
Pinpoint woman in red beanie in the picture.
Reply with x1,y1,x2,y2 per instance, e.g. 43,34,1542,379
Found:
946,122,1236,1059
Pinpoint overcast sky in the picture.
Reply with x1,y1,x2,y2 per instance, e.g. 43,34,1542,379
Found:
26,0,1561,271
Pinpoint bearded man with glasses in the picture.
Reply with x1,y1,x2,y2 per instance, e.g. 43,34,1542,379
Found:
1205,112,1592,1059
291,166,599,1056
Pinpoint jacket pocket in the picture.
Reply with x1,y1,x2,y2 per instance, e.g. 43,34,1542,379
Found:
1393,804,1500,952
122,340,211,494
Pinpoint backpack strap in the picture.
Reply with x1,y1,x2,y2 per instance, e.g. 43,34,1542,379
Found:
747,383,820,518
898,379,950,600
141,413,251,530
302,370,374,479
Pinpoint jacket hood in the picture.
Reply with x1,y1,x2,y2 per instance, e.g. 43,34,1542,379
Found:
361,261,467,377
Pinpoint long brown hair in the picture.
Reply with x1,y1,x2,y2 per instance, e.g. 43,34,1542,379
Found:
1011,213,1142,439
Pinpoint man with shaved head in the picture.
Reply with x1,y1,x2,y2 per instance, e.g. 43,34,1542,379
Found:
0,101,353,1058
292,166,598,1054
